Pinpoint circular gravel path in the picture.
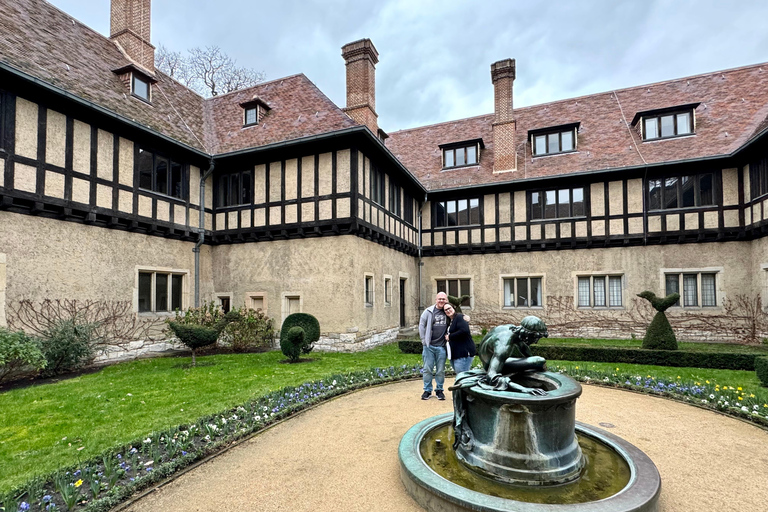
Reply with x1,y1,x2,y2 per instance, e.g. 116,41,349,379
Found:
123,379,768,512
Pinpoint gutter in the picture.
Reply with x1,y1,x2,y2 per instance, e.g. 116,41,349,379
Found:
193,158,215,307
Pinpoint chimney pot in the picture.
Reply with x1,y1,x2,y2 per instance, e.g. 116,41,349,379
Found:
342,38,379,135
491,58,517,173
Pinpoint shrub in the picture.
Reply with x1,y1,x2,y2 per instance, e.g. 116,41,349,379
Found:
757,356,768,387
280,313,320,356
223,307,274,352
167,322,220,366
448,294,470,314
172,302,225,328
37,320,98,377
281,326,306,362
637,291,679,350
0,328,46,384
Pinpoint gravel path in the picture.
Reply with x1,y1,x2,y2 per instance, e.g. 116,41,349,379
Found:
123,379,768,512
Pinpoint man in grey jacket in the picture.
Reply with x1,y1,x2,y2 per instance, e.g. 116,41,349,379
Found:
418,291,449,400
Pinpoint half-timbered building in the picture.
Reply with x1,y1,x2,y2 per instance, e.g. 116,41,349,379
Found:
1,0,767,354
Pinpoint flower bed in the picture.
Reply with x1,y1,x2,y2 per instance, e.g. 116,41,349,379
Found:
0,364,423,512
555,364,768,428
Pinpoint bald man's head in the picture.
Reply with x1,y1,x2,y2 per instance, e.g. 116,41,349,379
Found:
435,292,448,309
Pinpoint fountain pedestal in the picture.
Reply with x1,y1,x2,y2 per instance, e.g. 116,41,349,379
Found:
455,372,584,486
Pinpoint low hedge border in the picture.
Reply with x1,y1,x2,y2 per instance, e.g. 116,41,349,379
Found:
398,340,757,371
757,356,768,386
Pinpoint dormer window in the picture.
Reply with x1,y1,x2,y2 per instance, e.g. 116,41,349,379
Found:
132,74,150,101
632,103,698,141
439,138,483,169
240,96,271,127
530,123,579,157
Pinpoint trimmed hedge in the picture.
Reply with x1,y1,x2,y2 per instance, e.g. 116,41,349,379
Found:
280,313,320,355
757,356,768,386
397,339,758,370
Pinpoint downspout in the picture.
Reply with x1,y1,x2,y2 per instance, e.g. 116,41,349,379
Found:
418,193,427,311
194,158,215,307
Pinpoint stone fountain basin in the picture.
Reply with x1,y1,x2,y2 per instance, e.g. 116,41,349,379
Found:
399,413,661,512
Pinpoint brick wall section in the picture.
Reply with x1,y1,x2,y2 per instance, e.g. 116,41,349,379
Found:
491,59,516,173
342,39,379,134
110,0,155,72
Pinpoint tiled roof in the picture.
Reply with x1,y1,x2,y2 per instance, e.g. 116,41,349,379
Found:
203,75,356,155
0,0,207,152
386,63,768,190
0,0,355,156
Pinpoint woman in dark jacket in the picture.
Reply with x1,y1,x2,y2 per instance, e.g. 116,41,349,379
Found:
443,304,476,374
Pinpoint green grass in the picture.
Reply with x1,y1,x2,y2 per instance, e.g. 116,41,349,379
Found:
0,345,421,493
1,343,766,493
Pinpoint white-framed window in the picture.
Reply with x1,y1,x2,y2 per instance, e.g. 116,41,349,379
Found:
281,293,302,323
577,275,623,308
664,271,718,307
436,277,471,308
530,187,585,220
247,293,267,313
364,274,374,306
502,276,543,308
137,268,188,313
216,293,233,313
244,107,258,126
642,109,694,140
132,73,150,102
384,276,392,306
531,126,577,156
443,145,479,168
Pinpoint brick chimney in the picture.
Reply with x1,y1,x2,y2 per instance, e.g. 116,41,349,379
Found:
491,58,516,173
110,0,155,72
342,39,379,135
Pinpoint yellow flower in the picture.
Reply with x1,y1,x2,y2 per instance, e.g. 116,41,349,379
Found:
737,387,742,391
706,380,710,384
575,366,579,370
738,396,743,401
677,376,681,379
616,368,619,371
750,394,755,398
695,382,700,385
75,479,83,487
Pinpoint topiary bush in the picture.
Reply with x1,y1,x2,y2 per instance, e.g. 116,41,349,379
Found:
281,326,306,362
448,294,470,314
637,291,679,350
757,356,768,387
167,309,239,365
0,327,47,384
280,313,320,356
37,319,98,377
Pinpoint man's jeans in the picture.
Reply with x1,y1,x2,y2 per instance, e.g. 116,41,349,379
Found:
451,356,474,374
422,345,447,392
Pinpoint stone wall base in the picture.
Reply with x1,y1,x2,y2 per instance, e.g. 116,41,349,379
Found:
94,338,186,363
314,326,400,353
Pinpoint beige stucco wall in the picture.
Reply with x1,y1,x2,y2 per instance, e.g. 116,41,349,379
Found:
0,211,213,310
422,240,759,340
0,253,6,327
210,236,419,337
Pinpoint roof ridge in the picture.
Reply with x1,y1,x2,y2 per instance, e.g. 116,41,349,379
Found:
203,73,306,102
387,113,494,135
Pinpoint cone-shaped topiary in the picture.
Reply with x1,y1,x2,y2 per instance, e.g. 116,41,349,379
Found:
281,326,306,362
637,291,680,350
280,313,320,359
756,356,768,387
448,294,470,314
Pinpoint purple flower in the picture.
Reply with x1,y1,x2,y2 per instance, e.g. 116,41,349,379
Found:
19,502,30,511
73,470,81,477
146,467,153,472
181,451,187,456
42,495,52,503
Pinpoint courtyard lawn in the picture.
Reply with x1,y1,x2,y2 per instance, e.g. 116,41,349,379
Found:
1,343,766,493
539,337,768,354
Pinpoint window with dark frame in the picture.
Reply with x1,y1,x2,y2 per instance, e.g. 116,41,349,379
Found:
138,271,184,313
642,110,694,140
369,165,386,206
216,170,252,208
137,148,186,199
433,198,480,228
389,181,401,216
132,74,150,102
503,277,543,308
403,192,414,225
665,272,717,307
577,275,622,308
443,144,479,169
531,127,577,156
750,156,768,200
436,279,471,307
244,107,258,126
365,275,374,306
647,173,715,210
530,187,585,220
384,277,392,305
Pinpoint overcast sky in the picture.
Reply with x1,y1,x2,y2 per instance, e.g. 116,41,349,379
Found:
48,0,768,134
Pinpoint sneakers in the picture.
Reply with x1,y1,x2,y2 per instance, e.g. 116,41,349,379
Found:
421,391,431,400
436,390,446,401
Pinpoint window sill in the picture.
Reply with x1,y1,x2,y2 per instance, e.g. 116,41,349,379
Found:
530,216,586,223
577,307,625,311
365,303,373,308
242,122,259,128
138,187,187,203
642,133,696,143
441,164,480,172
502,306,543,310
434,224,482,230
648,205,716,213
137,311,176,318
131,93,152,105
531,150,578,159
